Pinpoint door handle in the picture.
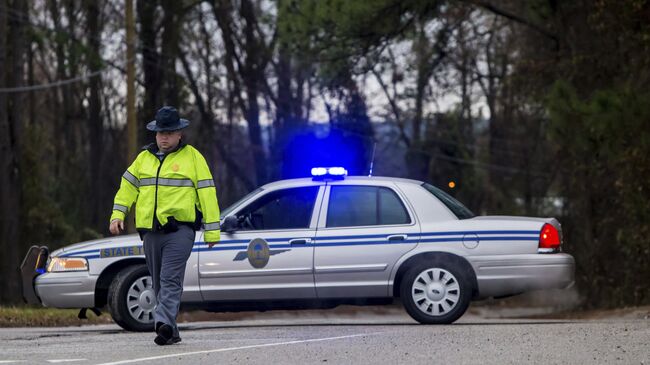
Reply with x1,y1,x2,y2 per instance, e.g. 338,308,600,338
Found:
289,238,312,245
387,234,407,242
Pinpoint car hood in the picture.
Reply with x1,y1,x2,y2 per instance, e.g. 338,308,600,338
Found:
51,234,142,257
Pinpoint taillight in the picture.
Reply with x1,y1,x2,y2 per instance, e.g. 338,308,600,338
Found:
539,223,561,253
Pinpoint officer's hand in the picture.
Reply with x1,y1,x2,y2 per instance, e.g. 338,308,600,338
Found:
109,219,125,235
207,241,218,248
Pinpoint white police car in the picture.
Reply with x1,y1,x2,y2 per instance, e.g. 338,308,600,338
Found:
21,167,575,331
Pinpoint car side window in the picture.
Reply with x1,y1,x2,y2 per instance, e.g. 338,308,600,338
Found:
237,186,319,231
326,186,410,228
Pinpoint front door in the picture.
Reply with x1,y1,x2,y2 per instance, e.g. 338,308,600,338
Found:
199,185,324,301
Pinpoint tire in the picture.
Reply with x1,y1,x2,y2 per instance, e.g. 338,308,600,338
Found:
107,264,155,332
400,258,472,324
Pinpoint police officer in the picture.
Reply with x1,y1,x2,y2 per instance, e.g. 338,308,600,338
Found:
109,106,220,345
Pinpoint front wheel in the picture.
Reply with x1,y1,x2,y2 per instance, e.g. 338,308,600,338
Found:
400,259,472,324
107,264,156,332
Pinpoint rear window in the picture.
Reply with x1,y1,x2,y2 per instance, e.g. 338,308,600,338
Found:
421,183,474,219
326,185,411,228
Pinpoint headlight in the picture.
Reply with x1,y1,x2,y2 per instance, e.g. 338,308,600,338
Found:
47,257,88,272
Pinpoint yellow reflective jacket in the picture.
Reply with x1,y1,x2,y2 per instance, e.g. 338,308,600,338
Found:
110,142,220,242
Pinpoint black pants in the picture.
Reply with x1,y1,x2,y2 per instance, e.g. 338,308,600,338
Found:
143,225,194,337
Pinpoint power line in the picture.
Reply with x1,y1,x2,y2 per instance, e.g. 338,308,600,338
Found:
0,68,107,93
0,8,199,93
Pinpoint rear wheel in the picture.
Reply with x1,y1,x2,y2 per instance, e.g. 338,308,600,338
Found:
107,264,155,332
400,259,471,324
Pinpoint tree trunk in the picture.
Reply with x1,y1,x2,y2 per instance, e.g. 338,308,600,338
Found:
0,0,27,303
160,0,182,107
137,0,161,146
178,48,255,191
273,4,296,180
276,42,293,131
85,0,105,229
48,0,74,151
407,22,432,181
240,0,267,185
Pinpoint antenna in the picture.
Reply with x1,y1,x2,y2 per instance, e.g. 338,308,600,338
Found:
368,142,377,177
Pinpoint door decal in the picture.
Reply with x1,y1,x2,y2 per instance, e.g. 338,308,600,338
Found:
231,238,290,268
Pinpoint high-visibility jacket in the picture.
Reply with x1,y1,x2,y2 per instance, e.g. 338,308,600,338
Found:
110,142,220,242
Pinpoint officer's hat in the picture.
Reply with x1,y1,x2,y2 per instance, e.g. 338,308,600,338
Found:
146,106,190,132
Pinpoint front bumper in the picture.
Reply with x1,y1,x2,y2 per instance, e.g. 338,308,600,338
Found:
35,272,97,308
21,245,97,308
469,253,575,299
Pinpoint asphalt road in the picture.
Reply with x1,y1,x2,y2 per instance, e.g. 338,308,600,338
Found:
1,310,648,364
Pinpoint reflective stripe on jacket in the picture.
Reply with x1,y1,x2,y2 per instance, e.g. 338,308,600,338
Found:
110,142,220,242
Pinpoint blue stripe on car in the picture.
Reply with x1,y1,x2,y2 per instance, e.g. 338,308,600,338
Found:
62,230,541,260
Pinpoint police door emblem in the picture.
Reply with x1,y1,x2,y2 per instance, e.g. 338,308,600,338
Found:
247,238,270,268
233,240,290,266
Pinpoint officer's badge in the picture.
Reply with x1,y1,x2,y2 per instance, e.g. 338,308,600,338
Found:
172,163,180,172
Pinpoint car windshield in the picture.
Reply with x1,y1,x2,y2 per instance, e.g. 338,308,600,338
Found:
221,187,264,218
421,183,475,219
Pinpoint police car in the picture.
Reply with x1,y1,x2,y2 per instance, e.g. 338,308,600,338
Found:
21,168,575,331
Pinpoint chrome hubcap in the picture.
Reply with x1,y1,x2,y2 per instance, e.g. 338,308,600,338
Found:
411,268,460,316
126,275,155,324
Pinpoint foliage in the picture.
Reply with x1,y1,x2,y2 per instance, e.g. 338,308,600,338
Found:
547,82,650,307
279,0,439,87
1,0,649,309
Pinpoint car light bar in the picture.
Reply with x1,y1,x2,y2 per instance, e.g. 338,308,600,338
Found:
311,167,348,180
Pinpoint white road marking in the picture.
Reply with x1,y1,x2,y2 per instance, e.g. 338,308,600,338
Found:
47,360,87,363
0,361,27,364
96,332,382,365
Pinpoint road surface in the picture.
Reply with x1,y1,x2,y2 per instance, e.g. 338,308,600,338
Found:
0,310,648,364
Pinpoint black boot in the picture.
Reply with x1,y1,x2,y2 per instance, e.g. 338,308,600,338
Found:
154,323,174,346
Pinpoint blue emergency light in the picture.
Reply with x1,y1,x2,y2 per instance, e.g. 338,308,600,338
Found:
311,167,348,180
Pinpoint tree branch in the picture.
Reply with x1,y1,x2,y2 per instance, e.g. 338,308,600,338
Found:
463,0,559,48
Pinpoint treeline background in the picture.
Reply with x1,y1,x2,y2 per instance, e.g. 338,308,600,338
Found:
1,0,648,308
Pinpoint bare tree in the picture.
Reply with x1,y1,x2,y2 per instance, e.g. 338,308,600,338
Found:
0,0,28,303
85,0,106,228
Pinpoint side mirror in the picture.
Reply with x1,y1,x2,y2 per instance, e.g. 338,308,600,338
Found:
221,215,238,233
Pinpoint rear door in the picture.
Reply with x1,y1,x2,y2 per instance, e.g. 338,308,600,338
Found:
199,185,324,301
314,182,420,298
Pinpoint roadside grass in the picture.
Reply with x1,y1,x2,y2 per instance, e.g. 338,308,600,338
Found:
0,304,403,328
0,306,112,327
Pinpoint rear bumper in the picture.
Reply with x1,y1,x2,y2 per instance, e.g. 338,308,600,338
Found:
469,253,575,299
35,272,97,308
